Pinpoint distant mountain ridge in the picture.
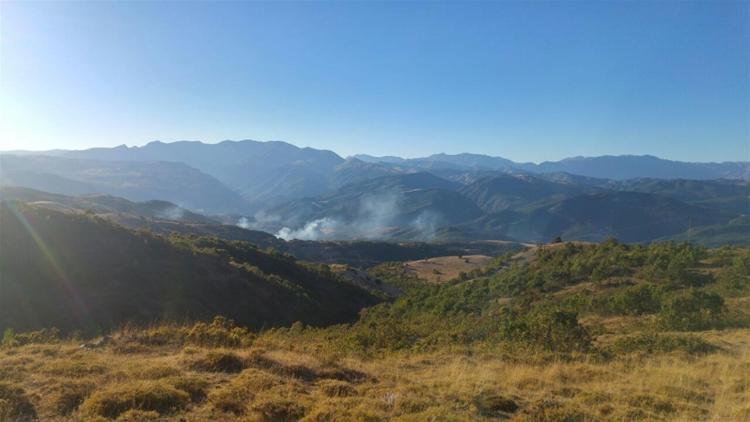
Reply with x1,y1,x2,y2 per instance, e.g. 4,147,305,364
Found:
357,152,750,180
2,140,748,244
10,139,748,185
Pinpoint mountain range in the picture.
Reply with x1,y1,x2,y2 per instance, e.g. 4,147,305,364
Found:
1,139,748,244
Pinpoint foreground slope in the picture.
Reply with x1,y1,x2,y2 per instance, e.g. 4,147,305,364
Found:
0,202,378,333
2,241,749,420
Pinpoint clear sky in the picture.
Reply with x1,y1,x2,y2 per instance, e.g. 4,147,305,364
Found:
0,1,748,163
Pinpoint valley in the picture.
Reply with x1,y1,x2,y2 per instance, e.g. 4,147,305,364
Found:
2,140,748,246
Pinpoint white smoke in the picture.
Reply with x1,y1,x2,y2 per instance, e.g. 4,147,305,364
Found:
274,191,442,241
277,217,337,240
156,206,185,221
236,211,281,230
237,217,252,229
410,211,438,241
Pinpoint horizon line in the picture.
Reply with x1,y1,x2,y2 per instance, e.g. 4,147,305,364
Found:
1,138,748,166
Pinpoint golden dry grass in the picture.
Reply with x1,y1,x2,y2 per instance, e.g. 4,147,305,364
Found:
404,255,493,283
1,327,748,421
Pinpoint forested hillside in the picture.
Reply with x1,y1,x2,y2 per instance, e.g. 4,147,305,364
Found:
0,202,378,334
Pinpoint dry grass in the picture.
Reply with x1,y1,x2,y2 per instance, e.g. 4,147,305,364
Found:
404,254,493,282
0,326,748,421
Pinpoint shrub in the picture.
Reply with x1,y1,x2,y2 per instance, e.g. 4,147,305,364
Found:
473,390,519,417
610,283,663,315
659,290,725,331
716,252,750,295
169,376,209,403
51,382,95,416
42,359,108,377
127,364,181,380
501,308,591,353
250,397,306,421
208,369,282,414
186,351,245,373
316,380,357,397
115,409,161,421
80,381,190,419
1,329,17,348
611,333,719,355
116,316,255,349
14,328,60,345
0,382,36,421
185,316,255,348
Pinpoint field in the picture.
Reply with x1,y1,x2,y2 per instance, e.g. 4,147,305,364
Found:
403,255,493,283
2,323,750,421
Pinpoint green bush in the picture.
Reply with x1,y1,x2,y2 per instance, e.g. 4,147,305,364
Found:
611,332,719,355
14,328,61,345
610,283,664,315
1,328,17,348
659,290,725,331
715,252,750,295
501,308,591,353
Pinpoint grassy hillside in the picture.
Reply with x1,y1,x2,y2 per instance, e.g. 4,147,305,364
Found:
2,240,749,420
0,202,378,334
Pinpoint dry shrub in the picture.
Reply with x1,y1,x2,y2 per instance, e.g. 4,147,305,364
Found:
51,381,95,416
514,377,548,391
115,317,254,349
115,409,160,421
208,369,282,414
168,376,210,403
317,366,373,383
514,398,589,422
473,390,519,417
131,363,182,379
395,395,432,415
249,397,307,422
626,394,676,415
247,350,371,384
79,380,190,419
302,399,386,422
185,316,255,348
42,359,108,377
112,342,150,355
0,382,36,421
316,380,357,398
186,350,245,373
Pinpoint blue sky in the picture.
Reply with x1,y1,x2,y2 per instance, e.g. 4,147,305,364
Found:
1,1,747,163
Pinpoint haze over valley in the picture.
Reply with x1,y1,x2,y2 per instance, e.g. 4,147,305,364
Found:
3,139,748,245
